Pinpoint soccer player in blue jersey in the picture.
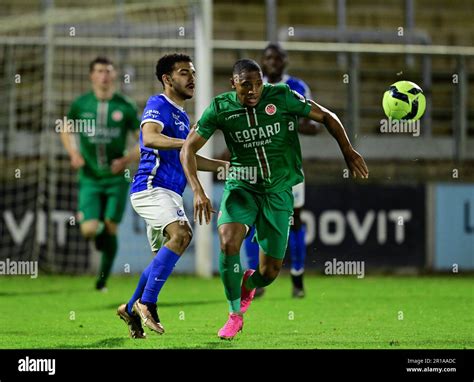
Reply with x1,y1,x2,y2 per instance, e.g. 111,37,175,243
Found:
244,43,320,298
116,54,228,338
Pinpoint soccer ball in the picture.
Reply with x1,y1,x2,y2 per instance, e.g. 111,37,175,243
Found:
382,80,426,120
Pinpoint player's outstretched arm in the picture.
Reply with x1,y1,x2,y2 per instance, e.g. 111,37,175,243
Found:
180,129,215,225
307,100,369,179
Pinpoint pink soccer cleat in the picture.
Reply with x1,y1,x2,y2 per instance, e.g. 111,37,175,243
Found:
218,313,244,340
240,269,256,314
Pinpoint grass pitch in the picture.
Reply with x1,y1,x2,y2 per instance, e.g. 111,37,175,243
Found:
0,274,472,349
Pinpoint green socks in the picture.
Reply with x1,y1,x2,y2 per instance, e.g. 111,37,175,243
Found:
219,251,243,313
245,269,274,290
95,232,118,289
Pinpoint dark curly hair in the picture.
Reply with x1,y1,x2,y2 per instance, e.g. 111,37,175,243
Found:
232,59,262,75
155,53,193,86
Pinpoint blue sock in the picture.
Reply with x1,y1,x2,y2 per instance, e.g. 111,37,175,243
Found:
127,262,153,315
289,225,306,273
141,246,180,304
244,226,259,270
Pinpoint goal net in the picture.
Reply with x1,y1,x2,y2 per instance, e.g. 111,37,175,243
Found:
0,0,197,273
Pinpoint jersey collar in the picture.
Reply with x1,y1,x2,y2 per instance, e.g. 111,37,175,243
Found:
161,93,185,112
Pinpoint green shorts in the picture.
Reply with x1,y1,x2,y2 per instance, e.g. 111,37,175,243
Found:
217,187,294,259
78,175,130,224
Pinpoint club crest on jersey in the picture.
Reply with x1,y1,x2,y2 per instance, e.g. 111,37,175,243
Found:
172,112,187,131
265,104,277,115
112,110,123,122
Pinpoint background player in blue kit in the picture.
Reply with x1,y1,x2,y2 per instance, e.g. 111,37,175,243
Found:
244,43,320,298
117,54,228,338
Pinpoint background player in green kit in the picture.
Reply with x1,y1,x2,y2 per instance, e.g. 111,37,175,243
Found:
181,59,369,340
60,56,140,291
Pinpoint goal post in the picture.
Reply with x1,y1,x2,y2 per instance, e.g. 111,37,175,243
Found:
194,0,214,278
0,0,217,276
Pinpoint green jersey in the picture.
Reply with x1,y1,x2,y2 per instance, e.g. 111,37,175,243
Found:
196,83,311,193
67,91,140,179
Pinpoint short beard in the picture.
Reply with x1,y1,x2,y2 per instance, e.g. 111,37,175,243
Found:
177,88,193,100
181,91,193,100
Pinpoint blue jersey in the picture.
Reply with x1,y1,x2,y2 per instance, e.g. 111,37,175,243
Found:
130,94,190,195
263,74,312,99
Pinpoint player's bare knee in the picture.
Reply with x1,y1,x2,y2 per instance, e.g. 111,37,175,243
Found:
186,227,193,243
262,269,279,281
80,221,99,239
219,226,244,254
260,262,281,280
169,229,192,252
220,241,240,254
220,237,241,255
81,229,96,240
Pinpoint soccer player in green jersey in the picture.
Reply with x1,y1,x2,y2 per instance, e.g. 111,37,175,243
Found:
60,56,140,291
181,58,369,340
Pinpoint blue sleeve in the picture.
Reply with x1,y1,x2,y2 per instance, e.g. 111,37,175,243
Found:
300,80,312,99
287,77,312,100
141,96,166,128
